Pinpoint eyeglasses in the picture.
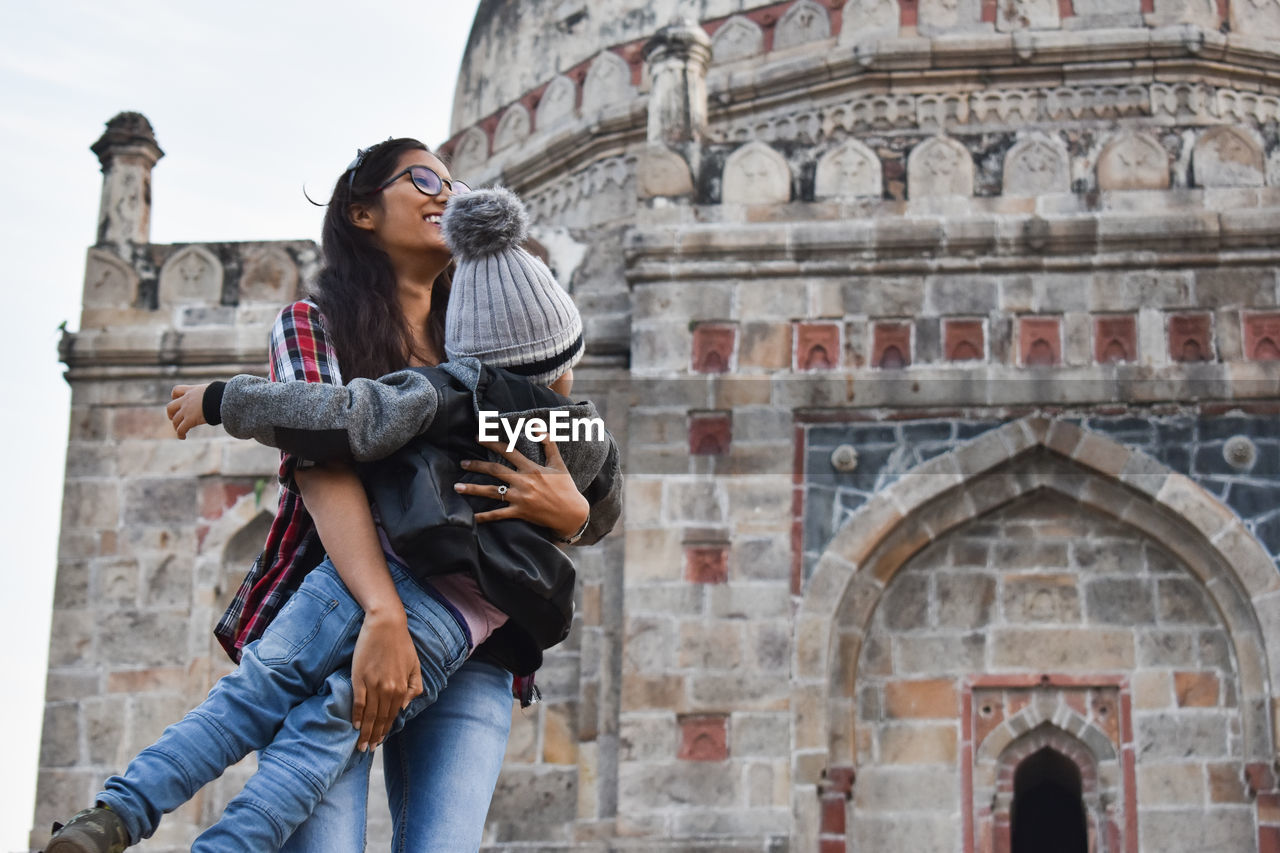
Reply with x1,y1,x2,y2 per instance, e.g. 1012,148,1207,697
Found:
374,165,470,197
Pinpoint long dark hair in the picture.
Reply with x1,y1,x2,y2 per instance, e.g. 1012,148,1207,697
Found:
310,137,452,380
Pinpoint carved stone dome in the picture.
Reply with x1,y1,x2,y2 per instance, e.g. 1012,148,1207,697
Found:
450,0,750,134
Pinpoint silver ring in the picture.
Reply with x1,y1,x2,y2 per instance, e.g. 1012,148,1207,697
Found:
496,485,508,497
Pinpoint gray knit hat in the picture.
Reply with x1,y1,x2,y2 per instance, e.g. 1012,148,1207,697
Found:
441,186,584,385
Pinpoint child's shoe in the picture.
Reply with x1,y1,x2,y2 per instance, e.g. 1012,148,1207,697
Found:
45,806,130,853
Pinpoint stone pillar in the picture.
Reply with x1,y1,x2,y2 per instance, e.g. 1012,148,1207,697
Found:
642,18,712,146
89,112,163,255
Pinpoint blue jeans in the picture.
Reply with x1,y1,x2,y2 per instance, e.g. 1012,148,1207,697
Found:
96,559,470,852
279,658,514,853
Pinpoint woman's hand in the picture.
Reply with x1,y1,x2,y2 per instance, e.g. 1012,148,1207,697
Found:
456,436,589,539
166,384,210,439
350,608,422,752
294,464,424,751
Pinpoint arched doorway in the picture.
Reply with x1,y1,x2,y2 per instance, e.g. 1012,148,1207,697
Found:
1012,747,1087,853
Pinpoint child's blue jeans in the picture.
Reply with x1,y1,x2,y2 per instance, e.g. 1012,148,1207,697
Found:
96,558,470,852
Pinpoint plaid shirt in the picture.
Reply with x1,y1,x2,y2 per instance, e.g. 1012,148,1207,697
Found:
212,300,543,703
214,300,340,661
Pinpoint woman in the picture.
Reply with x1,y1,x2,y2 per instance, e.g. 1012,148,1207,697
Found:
235,139,598,850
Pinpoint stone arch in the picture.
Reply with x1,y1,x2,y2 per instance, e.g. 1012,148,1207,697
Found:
493,103,532,153
159,245,223,307
977,703,1117,765
82,247,141,309
838,0,900,44
239,245,298,304
535,75,578,132
1003,134,1070,196
710,15,764,64
1096,131,1170,191
773,0,832,51
814,139,882,199
792,417,1279,817
722,141,791,205
449,127,489,182
1192,125,1265,188
992,724,1113,853
581,50,634,115
907,136,974,198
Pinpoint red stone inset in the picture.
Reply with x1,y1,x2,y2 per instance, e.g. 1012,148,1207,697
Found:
1244,313,1280,362
980,0,998,22
689,412,732,455
678,714,728,761
1019,317,1062,367
820,794,847,835
1059,0,1074,17
692,323,736,374
944,319,986,362
1095,315,1137,365
900,0,918,27
872,321,912,369
795,322,841,371
1169,313,1213,363
685,545,729,584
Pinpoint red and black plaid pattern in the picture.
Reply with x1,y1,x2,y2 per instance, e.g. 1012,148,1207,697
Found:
215,300,341,661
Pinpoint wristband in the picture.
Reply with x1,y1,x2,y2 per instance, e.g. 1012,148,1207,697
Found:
557,512,591,545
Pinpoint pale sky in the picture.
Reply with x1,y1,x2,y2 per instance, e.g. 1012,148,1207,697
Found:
0,1,482,845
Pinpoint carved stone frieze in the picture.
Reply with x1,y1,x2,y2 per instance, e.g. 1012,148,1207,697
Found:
239,246,298,304
1149,0,1220,27
1096,132,1170,191
918,0,984,34
1230,0,1280,39
1150,83,1217,123
722,140,792,204
838,0,901,43
493,104,532,153
582,50,635,115
83,248,141,309
525,155,633,223
1045,86,1148,121
711,15,764,64
536,75,578,132
970,90,1041,124
159,245,223,307
774,0,832,51
1217,90,1280,125
1192,126,1265,188
917,92,970,130
450,127,489,183
1003,134,1071,196
636,144,694,198
907,136,974,198
996,0,1060,31
815,140,883,199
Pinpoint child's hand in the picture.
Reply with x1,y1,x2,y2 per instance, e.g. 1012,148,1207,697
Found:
167,384,210,439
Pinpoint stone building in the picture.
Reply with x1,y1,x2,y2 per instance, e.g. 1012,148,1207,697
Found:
33,0,1280,850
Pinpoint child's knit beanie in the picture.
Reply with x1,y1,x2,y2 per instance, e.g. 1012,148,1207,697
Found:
440,186,584,385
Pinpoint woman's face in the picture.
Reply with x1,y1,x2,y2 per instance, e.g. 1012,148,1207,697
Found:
362,149,459,265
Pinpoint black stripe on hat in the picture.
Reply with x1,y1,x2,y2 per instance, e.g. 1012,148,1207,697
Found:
501,333,584,378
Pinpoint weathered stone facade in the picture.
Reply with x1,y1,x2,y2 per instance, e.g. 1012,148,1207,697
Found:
33,2,1280,851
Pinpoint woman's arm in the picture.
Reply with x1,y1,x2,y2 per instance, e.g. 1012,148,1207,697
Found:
295,464,422,752
261,301,422,751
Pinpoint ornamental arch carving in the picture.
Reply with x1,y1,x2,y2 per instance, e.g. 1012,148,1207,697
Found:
793,417,1277,850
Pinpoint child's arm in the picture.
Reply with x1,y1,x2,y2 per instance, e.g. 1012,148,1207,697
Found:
170,369,445,462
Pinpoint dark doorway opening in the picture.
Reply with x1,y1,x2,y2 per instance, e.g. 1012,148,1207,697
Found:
1011,747,1088,853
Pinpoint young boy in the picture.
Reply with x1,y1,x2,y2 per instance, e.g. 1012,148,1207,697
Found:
48,187,620,852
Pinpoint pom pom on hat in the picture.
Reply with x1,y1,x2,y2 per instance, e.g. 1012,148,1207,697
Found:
443,186,584,386
441,186,529,261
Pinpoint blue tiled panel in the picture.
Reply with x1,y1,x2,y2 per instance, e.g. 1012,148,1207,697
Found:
801,414,1280,585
